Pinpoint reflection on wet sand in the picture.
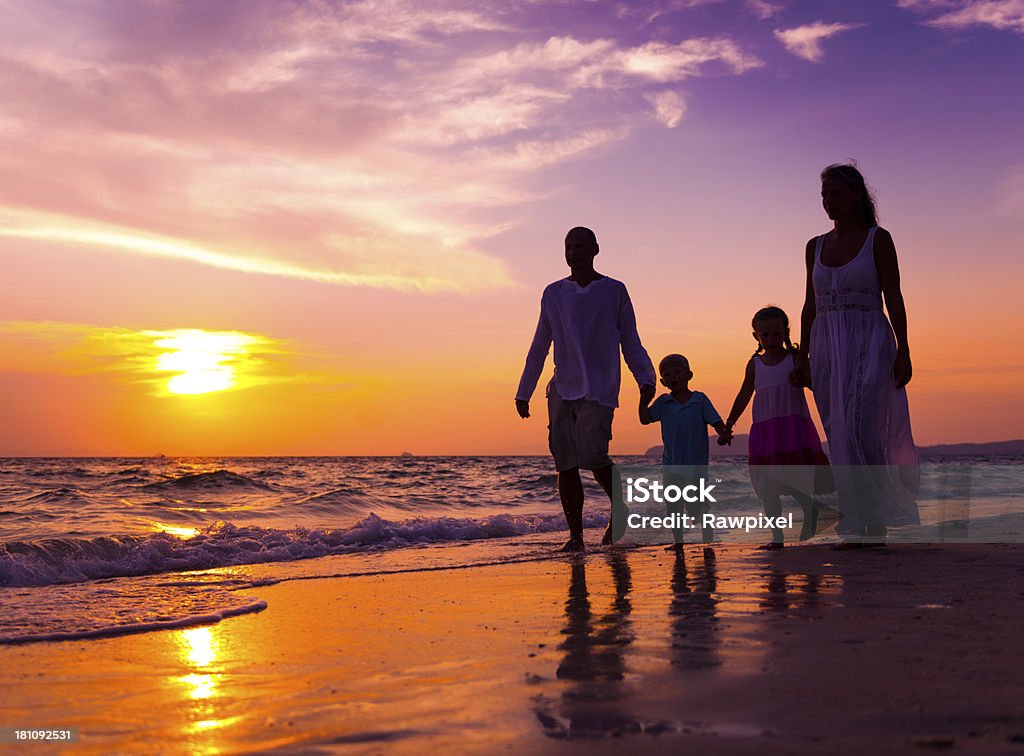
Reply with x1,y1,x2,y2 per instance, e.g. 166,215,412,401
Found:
536,552,670,738
176,626,220,703
668,547,721,671
6,545,1022,752
556,554,632,682
172,625,242,737
531,547,855,742
760,569,826,615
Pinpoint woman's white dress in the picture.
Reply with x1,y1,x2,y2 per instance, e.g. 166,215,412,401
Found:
810,227,919,532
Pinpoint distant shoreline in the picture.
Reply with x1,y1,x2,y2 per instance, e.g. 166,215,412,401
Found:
1,440,1023,458
651,437,1024,459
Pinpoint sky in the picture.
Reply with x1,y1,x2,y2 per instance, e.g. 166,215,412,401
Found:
1,0,1022,456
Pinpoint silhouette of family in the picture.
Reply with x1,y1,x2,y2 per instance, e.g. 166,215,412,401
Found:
516,164,919,551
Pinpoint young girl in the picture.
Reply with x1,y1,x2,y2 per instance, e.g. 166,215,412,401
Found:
723,306,832,548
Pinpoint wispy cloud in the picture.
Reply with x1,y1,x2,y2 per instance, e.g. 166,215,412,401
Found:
421,35,759,134
898,0,1024,33
746,0,783,19
466,129,629,171
646,91,688,127
774,21,865,62
996,164,1024,216
0,210,504,293
0,1,763,292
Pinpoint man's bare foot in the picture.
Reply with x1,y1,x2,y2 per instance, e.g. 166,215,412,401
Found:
558,537,585,553
758,542,784,550
832,540,863,550
601,524,613,545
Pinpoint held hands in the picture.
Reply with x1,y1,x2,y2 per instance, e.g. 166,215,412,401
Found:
515,399,530,419
637,385,656,425
639,383,656,406
717,424,734,446
894,348,912,388
789,353,812,388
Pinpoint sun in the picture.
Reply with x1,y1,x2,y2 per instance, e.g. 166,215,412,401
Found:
151,330,257,395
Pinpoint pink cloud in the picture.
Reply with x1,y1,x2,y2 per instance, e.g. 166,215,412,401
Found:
0,0,763,292
774,21,865,63
898,0,1024,33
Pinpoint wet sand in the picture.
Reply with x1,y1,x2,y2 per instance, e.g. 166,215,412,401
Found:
3,543,1024,754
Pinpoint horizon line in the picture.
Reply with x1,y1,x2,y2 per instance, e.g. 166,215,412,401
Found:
2,438,1022,460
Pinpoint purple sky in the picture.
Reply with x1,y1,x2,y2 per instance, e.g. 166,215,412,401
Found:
1,0,1022,453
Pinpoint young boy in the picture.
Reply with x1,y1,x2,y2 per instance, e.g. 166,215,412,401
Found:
640,354,730,546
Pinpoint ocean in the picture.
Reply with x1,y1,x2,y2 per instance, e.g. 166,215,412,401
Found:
2,455,1022,645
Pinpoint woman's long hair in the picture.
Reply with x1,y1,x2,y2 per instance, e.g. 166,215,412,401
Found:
821,162,878,227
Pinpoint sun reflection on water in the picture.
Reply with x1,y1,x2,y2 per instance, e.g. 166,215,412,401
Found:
192,715,243,732
176,626,220,702
182,626,218,668
154,522,200,539
180,672,217,701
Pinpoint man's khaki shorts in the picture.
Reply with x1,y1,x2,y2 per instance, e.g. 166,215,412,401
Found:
547,388,614,472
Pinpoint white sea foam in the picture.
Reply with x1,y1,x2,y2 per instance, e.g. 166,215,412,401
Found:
0,511,609,588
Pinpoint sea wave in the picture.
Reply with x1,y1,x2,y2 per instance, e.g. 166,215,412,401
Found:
19,487,101,506
0,573,268,645
295,487,394,511
0,511,601,588
142,469,273,492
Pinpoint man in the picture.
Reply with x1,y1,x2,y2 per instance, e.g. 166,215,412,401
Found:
516,226,656,551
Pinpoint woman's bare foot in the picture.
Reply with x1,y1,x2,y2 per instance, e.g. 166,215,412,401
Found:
814,505,841,534
799,508,819,541
863,524,886,547
758,542,785,550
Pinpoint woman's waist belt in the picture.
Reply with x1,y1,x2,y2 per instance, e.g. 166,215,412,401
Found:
816,289,882,312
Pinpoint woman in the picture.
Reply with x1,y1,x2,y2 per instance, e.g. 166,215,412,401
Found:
793,163,919,545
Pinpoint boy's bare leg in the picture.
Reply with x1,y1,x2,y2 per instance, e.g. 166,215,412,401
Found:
557,467,585,551
687,500,714,544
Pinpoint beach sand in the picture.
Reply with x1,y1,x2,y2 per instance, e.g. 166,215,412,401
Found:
3,542,1024,754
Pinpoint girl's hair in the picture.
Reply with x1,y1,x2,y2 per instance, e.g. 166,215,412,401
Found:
752,305,798,354
821,162,878,227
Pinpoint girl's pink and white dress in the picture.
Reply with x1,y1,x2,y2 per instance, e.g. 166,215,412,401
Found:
810,226,919,531
748,352,831,499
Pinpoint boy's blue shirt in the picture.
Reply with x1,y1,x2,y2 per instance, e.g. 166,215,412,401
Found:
649,391,722,466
